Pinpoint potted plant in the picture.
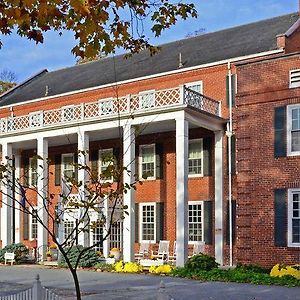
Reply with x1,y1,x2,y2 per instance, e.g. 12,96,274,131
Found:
46,250,52,262
110,248,121,261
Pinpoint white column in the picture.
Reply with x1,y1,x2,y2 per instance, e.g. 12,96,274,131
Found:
1,142,13,247
77,130,90,247
122,123,135,262
14,153,21,243
37,137,49,260
215,130,224,265
103,197,110,258
176,116,189,267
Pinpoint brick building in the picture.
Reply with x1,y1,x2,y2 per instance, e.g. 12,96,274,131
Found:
0,12,299,267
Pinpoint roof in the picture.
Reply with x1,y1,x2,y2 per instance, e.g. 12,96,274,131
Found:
1,12,299,107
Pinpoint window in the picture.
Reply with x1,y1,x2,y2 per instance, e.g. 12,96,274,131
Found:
288,189,300,247
99,149,114,181
139,90,155,109
139,144,156,179
92,223,104,253
290,69,300,89
189,139,203,176
188,201,203,242
186,81,203,94
64,220,75,247
110,220,123,250
287,105,300,155
62,154,75,179
30,208,38,240
29,157,38,187
140,203,156,242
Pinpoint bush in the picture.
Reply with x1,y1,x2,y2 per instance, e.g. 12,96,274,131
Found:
114,261,143,273
59,246,99,268
270,264,300,280
0,243,28,263
149,264,174,274
185,254,219,271
94,263,114,272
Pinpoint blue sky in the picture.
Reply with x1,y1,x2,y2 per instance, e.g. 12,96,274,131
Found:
0,0,298,82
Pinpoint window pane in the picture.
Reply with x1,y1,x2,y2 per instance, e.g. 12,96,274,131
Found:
189,141,202,175
92,223,104,253
292,219,300,243
188,84,201,93
188,203,203,241
141,146,155,178
141,205,155,241
32,209,38,239
292,131,300,152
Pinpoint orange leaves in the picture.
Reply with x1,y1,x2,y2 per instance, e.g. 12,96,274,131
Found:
0,0,197,57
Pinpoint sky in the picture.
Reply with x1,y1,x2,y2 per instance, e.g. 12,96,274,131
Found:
0,0,298,83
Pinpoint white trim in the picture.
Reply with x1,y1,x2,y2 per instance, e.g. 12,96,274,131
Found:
99,148,114,182
139,202,156,243
188,139,204,177
29,207,38,241
188,200,204,244
0,50,283,110
185,81,203,94
288,188,300,247
287,104,300,156
139,144,156,180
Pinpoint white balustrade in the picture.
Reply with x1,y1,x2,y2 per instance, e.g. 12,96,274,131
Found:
0,87,221,134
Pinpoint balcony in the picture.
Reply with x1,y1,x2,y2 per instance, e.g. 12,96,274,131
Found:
0,86,221,135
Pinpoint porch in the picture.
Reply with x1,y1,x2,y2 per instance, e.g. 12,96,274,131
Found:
0,85,226,267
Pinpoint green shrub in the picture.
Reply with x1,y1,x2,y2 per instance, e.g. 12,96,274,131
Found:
94,263,114,272
236,264,270,274
0,243,29,263
59,246,99,268
185,254,219,271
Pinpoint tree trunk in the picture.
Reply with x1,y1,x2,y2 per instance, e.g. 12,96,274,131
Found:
70,268,81,300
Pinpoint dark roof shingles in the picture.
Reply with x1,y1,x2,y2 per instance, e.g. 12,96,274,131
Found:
1,12,298,106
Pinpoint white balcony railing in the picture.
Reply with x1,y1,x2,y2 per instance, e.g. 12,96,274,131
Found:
0,86,221,135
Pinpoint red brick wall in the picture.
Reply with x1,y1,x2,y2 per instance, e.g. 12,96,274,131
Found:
236,54,300,267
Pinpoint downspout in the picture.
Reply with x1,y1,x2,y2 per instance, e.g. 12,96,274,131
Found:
226,61,233,267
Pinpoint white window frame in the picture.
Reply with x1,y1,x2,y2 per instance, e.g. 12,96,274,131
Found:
188,201,204,244
139,90,156,109
29,207,38,241
288,188,300,247
29,157,38,187
289,69,300,89
287,104,300,156
185,81,203,94
61,153,75,180
99,148,114,182
139,202,156,243
139,144,156,180
188,139,204,177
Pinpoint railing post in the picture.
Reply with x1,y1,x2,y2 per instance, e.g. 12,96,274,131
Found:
179,85,185,105
81,103,85,120
127,94,131,113
32,274,43,300
218,101,222,117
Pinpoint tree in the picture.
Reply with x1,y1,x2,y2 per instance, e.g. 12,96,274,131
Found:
0,69,17,95
0,146,142,300
0,1,197,58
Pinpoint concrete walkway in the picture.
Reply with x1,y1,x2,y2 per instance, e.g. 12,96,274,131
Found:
0,265,299,299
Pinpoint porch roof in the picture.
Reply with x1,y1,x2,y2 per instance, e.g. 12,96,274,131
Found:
0,12,298,106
